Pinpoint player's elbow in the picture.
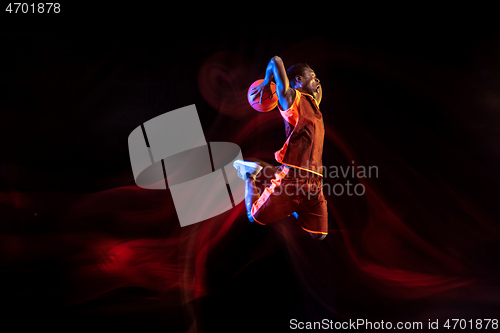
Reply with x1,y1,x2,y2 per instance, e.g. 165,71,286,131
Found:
271,56,283,68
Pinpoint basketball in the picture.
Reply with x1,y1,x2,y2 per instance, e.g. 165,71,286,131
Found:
247,79,278,112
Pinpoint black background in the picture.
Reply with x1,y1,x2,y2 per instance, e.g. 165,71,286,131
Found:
1,5,500,332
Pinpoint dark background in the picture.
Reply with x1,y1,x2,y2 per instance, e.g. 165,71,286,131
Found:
1,6,500,332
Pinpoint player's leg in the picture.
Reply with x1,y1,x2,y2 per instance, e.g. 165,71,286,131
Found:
244,177,260,223
296,179,328,241
234,161,297,224
288,212,324,240
250,166,299,225
233,160,263,222
299,206,328,240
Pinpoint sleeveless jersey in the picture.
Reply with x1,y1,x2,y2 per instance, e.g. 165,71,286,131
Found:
275,90,325,177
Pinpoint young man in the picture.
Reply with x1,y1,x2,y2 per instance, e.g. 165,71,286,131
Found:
233,56,328,241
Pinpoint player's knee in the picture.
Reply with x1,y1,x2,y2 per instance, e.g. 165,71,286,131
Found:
310,232,327,241
247,211,255,223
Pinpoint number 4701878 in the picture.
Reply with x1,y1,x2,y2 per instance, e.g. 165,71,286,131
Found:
5,3,60,13
443,319,498,330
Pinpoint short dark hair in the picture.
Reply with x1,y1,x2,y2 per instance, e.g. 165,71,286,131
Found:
286,63,311,88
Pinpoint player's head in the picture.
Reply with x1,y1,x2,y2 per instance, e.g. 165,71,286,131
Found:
287,63,321,99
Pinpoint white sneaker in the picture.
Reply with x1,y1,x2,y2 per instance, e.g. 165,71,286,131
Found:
233,160,263,180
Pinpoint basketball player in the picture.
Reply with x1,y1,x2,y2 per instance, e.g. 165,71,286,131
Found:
233,56,327,241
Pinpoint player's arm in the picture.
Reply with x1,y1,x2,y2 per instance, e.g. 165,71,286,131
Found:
250,56,296,111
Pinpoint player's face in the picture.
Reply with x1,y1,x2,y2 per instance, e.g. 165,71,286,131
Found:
300,69,321,98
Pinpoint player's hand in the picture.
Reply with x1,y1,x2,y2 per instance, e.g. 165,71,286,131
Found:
250,81,272,105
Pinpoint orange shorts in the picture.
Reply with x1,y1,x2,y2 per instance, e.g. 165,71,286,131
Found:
251,165,328,235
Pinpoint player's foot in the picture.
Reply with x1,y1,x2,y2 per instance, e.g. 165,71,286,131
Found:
233,160,263,181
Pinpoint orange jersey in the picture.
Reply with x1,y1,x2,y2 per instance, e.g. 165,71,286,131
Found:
275,90,325,177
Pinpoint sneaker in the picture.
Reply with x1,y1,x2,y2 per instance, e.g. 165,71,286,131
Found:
233,160,263,180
